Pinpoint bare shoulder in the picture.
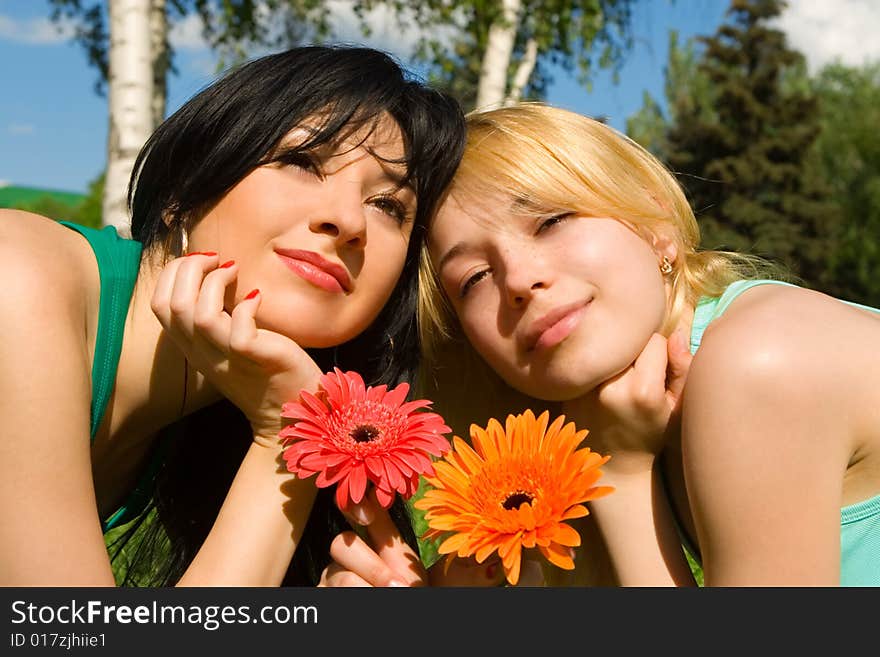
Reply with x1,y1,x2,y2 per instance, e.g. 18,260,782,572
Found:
0,210,98,376
0,210,97,308
0,211,94,454
684,281,879,457
692,283,878,381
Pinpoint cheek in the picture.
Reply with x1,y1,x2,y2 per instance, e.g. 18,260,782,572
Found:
458,303,512,368
364,234,410,294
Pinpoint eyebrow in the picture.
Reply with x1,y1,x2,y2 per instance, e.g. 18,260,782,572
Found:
376,161,413,193
436,241,479,272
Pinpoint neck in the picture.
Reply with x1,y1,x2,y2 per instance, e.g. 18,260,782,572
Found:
108,252,223,441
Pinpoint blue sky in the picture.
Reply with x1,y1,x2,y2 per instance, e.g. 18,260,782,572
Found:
1,0,876,194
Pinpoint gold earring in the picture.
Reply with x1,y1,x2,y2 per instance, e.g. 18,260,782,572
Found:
660,256,673,275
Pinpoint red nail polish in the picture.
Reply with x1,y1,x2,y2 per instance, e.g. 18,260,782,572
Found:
219,260,235,268
201,251,218,257
244,288,260,300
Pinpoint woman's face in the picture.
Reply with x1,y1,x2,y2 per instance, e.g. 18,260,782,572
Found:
428,193,672,400
190,114,416,348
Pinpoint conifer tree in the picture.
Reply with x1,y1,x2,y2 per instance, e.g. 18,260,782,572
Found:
664,0,837,285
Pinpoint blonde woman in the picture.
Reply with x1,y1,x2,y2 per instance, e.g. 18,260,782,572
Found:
324,102,880,587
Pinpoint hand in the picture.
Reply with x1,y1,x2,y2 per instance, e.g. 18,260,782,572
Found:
318,489,426,587
564,331,692,473
318,489,507,587
151,253,322,445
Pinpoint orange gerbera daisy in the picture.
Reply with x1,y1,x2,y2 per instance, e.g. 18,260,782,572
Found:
280,368,451,510
414,409,613,585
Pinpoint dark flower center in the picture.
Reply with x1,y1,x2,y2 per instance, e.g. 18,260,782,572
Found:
502,490,534,510
350,424,380,443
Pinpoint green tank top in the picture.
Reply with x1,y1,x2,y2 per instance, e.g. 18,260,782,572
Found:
59,221,158,533
690,279,880,585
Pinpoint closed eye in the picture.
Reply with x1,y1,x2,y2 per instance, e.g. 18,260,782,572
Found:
460,268,490,297
273,150,323,178
536,212,573,234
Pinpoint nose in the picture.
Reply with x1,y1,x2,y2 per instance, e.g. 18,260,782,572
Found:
309,191,367,249
501,258,549,309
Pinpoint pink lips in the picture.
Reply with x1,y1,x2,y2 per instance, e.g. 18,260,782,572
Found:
523,300,590,352
275,249,352,293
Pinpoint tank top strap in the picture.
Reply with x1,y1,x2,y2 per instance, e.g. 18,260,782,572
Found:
689,279,799,354
59,221,142,440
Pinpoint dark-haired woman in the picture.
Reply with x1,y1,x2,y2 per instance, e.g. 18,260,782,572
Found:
0,45,465,586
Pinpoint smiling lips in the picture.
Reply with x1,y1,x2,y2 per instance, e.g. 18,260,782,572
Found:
275,249,352,293
524,300,591,352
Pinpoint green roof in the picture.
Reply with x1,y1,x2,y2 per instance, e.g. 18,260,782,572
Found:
0,185,86,209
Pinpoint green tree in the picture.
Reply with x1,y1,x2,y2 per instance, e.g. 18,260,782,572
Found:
661,0,837,287
627,30,715,155
48,1,335,99
810,63,880,306
363,0,638,111
70,173,105,229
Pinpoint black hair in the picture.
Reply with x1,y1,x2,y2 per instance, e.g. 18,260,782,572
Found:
108,44,465,586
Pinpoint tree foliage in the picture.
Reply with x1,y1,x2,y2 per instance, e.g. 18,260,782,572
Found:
48,1,338,95
811,63,880,305
358,0,637,110
633,0,836,288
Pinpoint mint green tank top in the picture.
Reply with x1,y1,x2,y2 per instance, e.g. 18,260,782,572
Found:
690,279,880,585
59,221,158,533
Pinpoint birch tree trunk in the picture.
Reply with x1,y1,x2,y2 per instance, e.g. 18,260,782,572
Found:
150,0,168,128
475,0,521,111
505,37,537,105
104,0,164,235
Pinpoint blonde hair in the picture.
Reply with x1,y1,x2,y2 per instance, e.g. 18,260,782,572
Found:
417,102,780,435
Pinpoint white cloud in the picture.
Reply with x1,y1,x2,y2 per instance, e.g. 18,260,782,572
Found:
8,123,34,136
169,13,209,51
326,0,458,61
773,0,880,73
0,14,75,44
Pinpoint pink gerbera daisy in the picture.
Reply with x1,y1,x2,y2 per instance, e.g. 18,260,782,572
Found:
280,368,452,510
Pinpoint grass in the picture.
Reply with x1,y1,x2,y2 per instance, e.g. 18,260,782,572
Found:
0,185,85,208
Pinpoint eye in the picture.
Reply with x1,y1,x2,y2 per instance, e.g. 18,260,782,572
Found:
536,212,572,234
460,269,490,297
368,195,409,224
276,151,323,178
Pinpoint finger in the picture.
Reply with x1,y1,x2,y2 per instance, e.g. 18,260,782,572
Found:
629,332,669,407
342,496,375,527
191,262,239,350
434,554,507,587
359,489,423,584
318,562,372,588
150,256,187,328
227,288,261,356
329,531,409,587
167,254,225,337
665,329,693,405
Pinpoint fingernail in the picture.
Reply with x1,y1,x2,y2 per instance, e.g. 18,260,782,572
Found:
244,288,260,300
185,251,217,257
388,580,407,587
351,505,374,526
219,260,235,268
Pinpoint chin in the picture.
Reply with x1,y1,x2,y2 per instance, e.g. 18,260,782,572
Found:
513,359,614,402
516,379,593,403
260,315,359,350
